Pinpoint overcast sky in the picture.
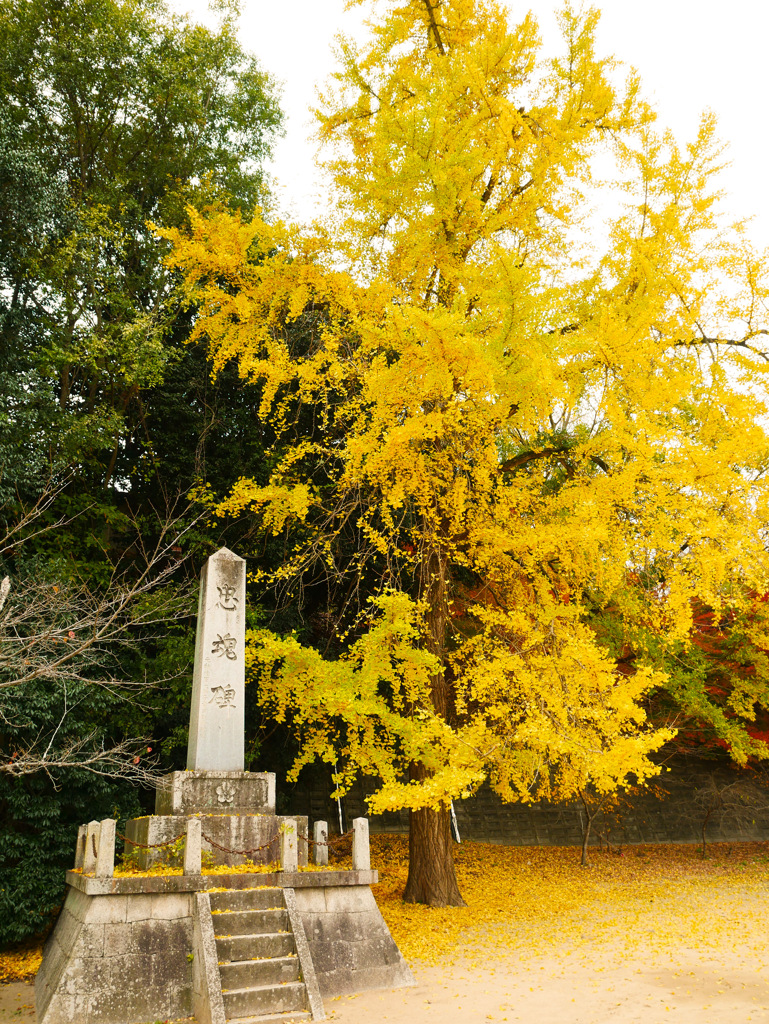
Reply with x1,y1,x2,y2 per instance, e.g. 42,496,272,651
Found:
174,1,769,245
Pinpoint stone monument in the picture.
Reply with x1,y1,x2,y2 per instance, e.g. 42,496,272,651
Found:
125,547,307,867
187,546,245,771
35,547,414,1024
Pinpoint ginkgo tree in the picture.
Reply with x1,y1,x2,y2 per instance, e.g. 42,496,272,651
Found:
161,0,769,906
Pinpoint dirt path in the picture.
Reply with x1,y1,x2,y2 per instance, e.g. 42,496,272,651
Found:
0,982,35,1023
328,946,769,1023
6,943,769,1024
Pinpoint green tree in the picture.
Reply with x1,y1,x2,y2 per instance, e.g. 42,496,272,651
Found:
0,0,285,944
0,0,282,496
0,111,67,502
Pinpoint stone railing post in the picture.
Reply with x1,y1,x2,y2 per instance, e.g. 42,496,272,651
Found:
352,817,370,871
184,817,202,875
312,820,328,867
83,820,100,875
95,819,116,878
280,818,297,872
74,824,87,870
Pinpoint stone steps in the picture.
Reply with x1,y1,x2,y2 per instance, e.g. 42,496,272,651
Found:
216,931,295,961
212,887,313,1023
213,908,290,933
220,954,300,988
227,1013,311,1024
223,982,307,1018
211,888,284,912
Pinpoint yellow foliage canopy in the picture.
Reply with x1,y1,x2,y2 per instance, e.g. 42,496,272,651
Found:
160,0,769,814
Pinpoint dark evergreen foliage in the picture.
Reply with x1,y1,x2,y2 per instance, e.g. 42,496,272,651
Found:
0,0,284,946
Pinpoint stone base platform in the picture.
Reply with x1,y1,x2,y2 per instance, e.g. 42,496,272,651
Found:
124,812,309,869
35,869,414,1024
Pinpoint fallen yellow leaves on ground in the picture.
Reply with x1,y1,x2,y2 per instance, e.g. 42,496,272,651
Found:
360,837,769,968
113,864,184,877
0,942,43,984
3,838,769,985
113,861,279,876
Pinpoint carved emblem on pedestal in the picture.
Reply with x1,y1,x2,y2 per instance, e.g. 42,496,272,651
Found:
216,781,236,805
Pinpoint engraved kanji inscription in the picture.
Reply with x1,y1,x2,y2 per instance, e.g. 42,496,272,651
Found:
209,685,236,708
216,584,239,611
211,633,237,660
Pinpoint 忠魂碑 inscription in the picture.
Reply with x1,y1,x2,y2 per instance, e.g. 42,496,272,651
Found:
209,685,236,708
186,548,246,771
216,584,238,610
211,633,237,660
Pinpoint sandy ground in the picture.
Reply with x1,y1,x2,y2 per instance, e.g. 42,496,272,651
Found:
330,948,769,1023
326,946,769,1024
4,944,769,1024
0,982,35,1023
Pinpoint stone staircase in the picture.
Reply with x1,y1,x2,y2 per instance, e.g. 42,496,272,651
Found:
211,887,313,1023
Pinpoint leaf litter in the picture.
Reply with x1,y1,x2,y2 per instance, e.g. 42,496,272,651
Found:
3,837,769,985
360,836,769,969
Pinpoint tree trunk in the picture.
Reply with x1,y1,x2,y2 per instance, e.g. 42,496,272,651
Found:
578,790,592,866
700,804,714,859
404,770,466,907
402,542,466,907
581,818,591,867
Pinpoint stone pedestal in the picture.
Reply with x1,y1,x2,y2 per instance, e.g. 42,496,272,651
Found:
36,869,413,1024
125,768,300,869
155,770,275,816
125,813,309,869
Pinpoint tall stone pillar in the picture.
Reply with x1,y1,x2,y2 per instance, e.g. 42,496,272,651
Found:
187,547,246,772
124,546,308,869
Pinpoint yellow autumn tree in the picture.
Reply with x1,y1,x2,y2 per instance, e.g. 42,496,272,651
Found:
161,0,769,906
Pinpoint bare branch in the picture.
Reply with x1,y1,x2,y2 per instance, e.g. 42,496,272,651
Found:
0,733,161,787
0,488,203,779
0,505,199,692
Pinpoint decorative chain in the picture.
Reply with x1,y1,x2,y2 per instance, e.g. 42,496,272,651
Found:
116,826,356,857
199,831,280,857
301,828,354,848
117,831,186,850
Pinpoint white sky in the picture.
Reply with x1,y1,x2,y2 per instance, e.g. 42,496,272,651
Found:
174,0,769,247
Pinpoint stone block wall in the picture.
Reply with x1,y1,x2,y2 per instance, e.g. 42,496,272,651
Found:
35,890,194,1024
294,884,413,997
36,870,409,1024
285,759,769,848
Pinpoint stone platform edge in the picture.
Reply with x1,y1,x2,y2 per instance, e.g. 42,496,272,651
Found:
65,868,379,895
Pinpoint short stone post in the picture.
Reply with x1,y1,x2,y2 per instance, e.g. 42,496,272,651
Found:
74,824,87,870
95,819,116,878
280,818,298,872
312,820,328,867
184,817,202,875
82,820,100,875
352,817,370,871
